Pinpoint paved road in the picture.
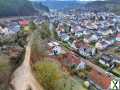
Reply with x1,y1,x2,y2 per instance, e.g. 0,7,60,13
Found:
10,35,43,90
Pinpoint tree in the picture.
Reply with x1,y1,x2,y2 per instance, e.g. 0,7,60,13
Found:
29,22,36,30
33,59,62,90
39,22,51,40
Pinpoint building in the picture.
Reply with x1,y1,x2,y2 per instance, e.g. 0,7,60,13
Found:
89,69,112,90
48,41,62,55
99,54,120,67
19,20,29,27
60,33,70,41
99,54,113,67
116,33,120,42
95,39,114,50
83,34,99,43
79,47,97,58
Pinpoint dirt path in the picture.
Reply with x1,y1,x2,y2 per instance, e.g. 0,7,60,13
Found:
10,35,43,90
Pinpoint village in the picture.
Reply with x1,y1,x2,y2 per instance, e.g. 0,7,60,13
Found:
48,11,120,89
0,10,120,90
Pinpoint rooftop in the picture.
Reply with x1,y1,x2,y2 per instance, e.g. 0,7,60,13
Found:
89,69,112,89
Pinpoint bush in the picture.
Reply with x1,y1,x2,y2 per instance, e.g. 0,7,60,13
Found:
29,22,36,30
33,59,63,90
40,22,51,40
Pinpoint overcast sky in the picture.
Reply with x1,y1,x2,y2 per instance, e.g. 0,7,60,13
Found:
29,0,105,1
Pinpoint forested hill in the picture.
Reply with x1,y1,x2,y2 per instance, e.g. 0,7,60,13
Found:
32,2,49,12
86,0,120,15
0,0,49,18
41,1,85,11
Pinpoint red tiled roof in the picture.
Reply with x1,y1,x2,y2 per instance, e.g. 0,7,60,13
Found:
116,33,120,38
114,42,120,46
19,20,29,27
74,40,88,48
89,69,112,89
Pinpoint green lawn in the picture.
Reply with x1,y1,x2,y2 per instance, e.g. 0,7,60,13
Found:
0,55,11,72
58,76,87,90
0,55,11,90
112,68,120,75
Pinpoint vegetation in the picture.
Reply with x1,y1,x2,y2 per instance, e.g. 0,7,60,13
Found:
112,68,120,77
32,2,49,12
39,22,51,40
52,26,60,40
33,58,86,90
95,60,108,70
77,67,91,80
0,0,36,17
0,0,49,17
110,71,120,77
0,55,11,90
33,59,63,90
60,42,71,50
29,22,37,30
31,25,49,55
0,34,17,45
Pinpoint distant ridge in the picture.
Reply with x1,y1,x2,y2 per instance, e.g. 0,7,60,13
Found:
0,0,49,17
40,1,86,10
85,0,120,14
32,1,49,12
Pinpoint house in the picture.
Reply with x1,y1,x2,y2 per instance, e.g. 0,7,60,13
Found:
72,39,88,49
115,33,120,46
60,33,70,41
99,53,120,67
8,22,20,34
95,39,114,50
48,41,62,55
116,33,120,42
83,30,93,36
86,22,98,30
116,26,120,33
79,47,97,58
71,25,83,33
83,34,99,43
112,56,120,64
75,31,83,38
19,20,29,27
89,69,112,90
99,54,113,67
76,61,86,70
0,27,9,34
97,28,114,36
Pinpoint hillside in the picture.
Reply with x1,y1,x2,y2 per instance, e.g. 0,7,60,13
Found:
32,2,49,12
0,0,49,17
86,0,120,15
41,1,85,11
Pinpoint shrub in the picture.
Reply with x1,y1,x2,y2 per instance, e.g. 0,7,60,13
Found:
33,59,62,90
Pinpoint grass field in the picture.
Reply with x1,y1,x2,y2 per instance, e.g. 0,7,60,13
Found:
0,54,11,90
57,76,87,90
112,68,120,75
